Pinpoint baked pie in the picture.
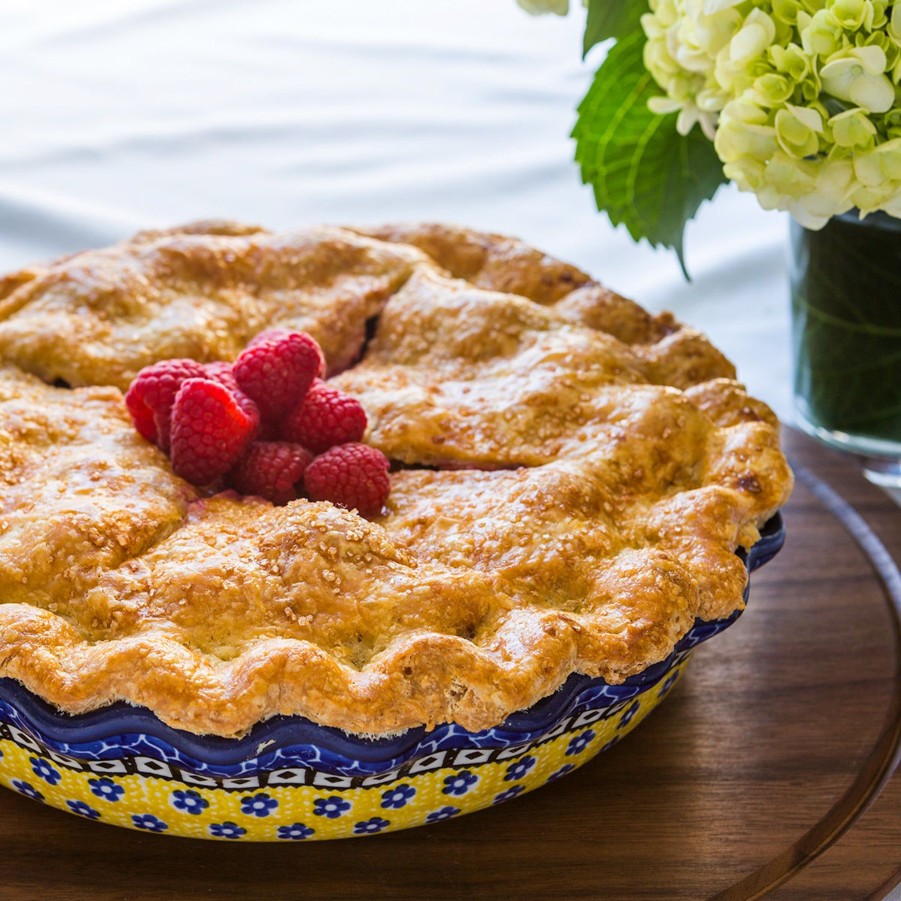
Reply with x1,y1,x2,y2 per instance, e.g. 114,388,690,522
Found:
0,222,792,738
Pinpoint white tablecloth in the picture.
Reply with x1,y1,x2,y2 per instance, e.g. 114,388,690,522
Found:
0,0,791,419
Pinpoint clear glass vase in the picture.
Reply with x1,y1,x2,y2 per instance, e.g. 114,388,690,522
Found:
789,210,901,487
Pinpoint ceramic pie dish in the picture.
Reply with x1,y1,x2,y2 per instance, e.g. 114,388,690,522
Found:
0,222,793,838
0,513,783,840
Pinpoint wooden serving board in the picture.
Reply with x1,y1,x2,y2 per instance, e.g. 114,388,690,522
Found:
1,428,898,900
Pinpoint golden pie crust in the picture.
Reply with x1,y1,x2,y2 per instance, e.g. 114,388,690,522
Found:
0,222,792,737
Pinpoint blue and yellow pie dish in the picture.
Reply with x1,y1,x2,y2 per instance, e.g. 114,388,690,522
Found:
0,517,784,841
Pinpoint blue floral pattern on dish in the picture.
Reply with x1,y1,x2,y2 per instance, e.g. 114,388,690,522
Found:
88,777,125,802
617,701,641,730
132,813,168,833
565,730,596,756
171,789,209,815
353,817,391,835
66,800,100,819
277,823,315,840
381,784,416,809
426,806,460,823
12,779,43,801
493,785,524,805
313,796,351,819
209,821,246,839
29,757,61,785
546,764,575,783
658,672,680,697
442,771,478,796
504,757,536,782
240,793,278,818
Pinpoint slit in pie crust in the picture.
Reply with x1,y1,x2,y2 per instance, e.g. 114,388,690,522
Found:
0,222,792,737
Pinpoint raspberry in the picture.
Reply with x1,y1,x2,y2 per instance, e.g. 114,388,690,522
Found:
282,382,367,453
233,331,324,423
203,361,262,435
203,360,236,383
228,441,313,505
304,443,390,517
124,359,207,451
170,378,258,485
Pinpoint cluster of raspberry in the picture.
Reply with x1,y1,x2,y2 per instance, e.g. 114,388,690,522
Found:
124,330,390,515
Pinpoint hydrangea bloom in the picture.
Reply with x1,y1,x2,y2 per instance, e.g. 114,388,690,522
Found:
642,0,901,226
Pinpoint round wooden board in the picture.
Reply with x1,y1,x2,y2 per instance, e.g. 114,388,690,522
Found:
1,427,898,900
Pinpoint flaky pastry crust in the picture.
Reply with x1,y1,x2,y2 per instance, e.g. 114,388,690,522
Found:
0,222,792,737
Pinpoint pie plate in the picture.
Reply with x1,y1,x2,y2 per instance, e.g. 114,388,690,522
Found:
0,517,784,841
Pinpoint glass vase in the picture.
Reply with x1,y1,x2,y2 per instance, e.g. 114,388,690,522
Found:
789,210,901,487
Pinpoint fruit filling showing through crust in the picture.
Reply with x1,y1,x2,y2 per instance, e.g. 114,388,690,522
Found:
0,222,793,738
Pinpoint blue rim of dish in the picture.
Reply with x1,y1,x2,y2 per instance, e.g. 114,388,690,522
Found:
0,515,784,777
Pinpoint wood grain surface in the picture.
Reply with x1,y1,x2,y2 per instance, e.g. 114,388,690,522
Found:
0,427,897,900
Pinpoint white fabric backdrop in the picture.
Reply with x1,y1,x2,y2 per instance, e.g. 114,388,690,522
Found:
0,0,792,420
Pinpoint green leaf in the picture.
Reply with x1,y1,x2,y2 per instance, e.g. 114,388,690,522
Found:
572,28,728,276
583,0,645,57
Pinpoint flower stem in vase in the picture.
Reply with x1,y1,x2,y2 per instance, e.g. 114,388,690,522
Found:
790,211,901,471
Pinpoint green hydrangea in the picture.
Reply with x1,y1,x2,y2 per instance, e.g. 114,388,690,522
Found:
642,0,901,226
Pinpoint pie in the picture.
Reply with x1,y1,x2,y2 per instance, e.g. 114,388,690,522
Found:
0,221,792,738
